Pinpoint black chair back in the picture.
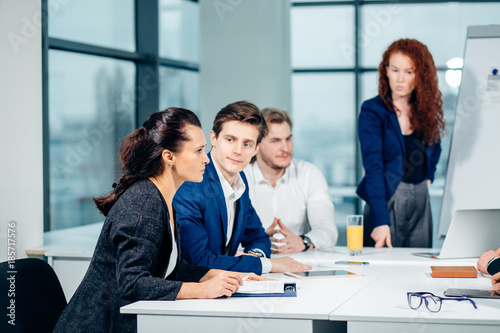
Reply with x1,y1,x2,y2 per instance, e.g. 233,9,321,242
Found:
0,258,67,333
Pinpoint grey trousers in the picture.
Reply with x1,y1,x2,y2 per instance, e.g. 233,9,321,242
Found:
364,180,433,248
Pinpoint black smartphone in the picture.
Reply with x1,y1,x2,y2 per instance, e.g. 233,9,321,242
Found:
444,288,500,299
335,261,370,265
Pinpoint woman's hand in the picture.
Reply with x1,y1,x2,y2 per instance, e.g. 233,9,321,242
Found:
371,225,393,248
235,272,273,281
197,272,272,298
179,270,243,299
198,271,243,298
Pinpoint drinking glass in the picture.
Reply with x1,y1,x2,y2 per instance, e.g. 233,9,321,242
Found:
347,215,363,255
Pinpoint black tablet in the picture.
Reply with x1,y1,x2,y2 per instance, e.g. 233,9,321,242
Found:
285,270,361,279
444,288,500,299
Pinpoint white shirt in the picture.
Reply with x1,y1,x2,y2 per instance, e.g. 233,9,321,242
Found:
164,222,178,278
244,159,338,250
212,156,246,246
212,155,272,273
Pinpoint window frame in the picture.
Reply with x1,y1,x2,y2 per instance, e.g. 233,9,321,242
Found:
41,0,199,231
291,0,497,213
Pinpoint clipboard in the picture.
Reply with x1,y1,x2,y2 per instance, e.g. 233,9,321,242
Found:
232,283,297,297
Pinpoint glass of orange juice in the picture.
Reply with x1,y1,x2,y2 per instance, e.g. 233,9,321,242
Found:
347,215,363,255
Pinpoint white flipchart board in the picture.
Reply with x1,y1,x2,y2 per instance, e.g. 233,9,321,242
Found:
438,25,500,237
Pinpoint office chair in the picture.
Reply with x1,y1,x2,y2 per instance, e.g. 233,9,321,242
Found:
0,258,67,333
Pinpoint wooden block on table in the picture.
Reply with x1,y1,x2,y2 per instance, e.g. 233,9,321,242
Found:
430,266,477,278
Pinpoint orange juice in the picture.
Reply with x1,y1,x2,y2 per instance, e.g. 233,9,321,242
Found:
347,225,363,251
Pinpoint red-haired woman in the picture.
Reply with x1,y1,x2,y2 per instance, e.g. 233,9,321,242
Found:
357,39,445,248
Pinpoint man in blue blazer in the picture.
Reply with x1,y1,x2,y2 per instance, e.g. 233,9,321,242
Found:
174,101,311,275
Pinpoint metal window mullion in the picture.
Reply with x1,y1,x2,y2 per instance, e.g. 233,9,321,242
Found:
354,0,363,215
293,68,354,73
159,58,199,72
358,0,500,4
136,0,160,126
48,37,145,62
42,0,51,232
292,0,500,6
293,1,355,6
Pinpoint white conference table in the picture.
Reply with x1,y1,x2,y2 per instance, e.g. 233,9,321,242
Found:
333,264,500,333
121,247,498,333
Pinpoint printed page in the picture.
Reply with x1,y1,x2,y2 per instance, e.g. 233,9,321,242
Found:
236,281,285,294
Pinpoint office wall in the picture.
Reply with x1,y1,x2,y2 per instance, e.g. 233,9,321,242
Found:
0,0,43,261
199,0,291,135
0,0,291,261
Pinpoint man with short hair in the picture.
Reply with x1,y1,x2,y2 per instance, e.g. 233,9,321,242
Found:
244,108,338,254
174,101,310,274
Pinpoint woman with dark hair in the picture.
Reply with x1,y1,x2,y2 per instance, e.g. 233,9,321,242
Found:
357,39,445,249
54,108,264,333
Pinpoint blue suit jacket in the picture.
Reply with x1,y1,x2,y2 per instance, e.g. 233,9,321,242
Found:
356,95,441,228
174,154,271,274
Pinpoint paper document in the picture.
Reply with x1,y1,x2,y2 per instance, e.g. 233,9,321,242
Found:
237,281,284,294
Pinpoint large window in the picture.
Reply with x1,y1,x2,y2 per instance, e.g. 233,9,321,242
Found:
43,0,199,231
48,51,135,229
291,0,500,245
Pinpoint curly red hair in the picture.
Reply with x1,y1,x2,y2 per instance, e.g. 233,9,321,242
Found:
378,39,445,143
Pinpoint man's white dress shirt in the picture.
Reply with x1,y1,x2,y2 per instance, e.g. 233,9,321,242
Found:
244,159,338,250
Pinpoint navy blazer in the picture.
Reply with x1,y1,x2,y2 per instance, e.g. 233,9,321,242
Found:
174,154,271,274
356,95,441,229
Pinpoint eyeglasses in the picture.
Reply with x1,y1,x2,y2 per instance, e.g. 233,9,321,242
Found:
407,292,477,313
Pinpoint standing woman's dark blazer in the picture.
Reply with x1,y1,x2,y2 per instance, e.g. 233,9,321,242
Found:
356,95,442,229
54,180,210,333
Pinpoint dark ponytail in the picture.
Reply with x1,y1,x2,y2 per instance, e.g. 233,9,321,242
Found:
94,108,201,216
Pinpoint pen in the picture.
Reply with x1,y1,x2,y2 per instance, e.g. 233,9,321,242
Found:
242,275,250,282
